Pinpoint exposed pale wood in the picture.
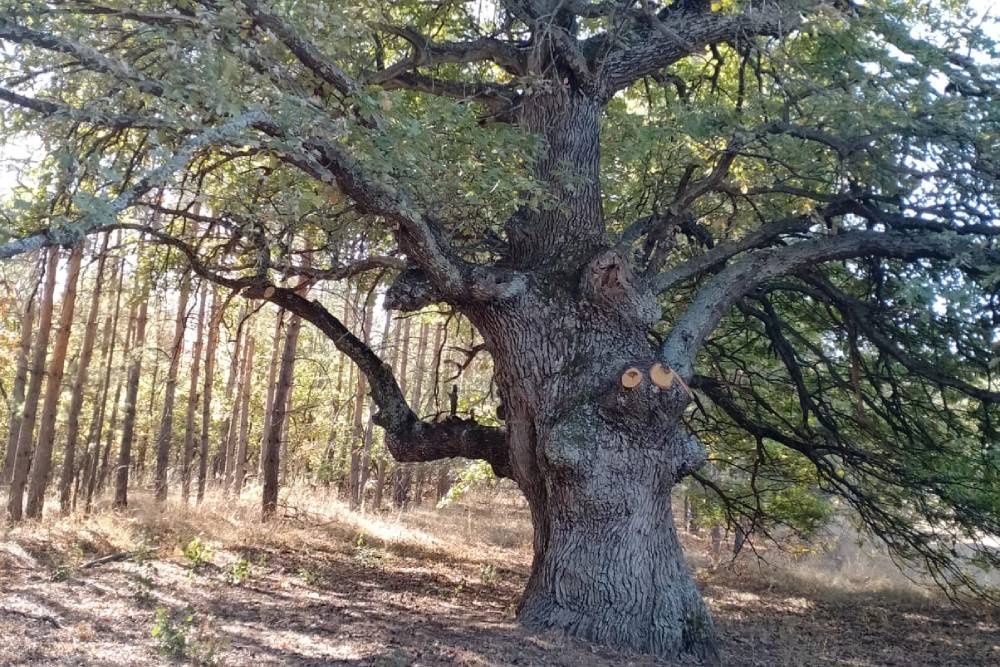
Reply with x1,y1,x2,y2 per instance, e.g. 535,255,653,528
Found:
649,363,675,390
621,367,643,389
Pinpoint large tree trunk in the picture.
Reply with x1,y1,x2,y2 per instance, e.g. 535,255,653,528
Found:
25,242,84,518
474,298,716,662
5,246,60,521
455,89,717,662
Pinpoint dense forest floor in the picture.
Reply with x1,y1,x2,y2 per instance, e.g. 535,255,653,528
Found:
1,489,997,666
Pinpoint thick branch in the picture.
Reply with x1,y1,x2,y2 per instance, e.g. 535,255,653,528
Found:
241,284,511,477
598,4,804,96
240,0,361,98
652,214,816,292
661,230,993,377
369,23,526,76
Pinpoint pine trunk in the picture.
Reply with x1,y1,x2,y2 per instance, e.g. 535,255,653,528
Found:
58,234,110,512
220,302,248,490
79,241,125,511
196,286,220,503
262,311,302,519
256,311,284,477
408,322,429,507
5,246,60,521
111,269,152,510
1,266,38,487
153,271,191,502
233,334,255,495
181,282,207,502
24,242,84,518
348,291,374,509
391,317,412,509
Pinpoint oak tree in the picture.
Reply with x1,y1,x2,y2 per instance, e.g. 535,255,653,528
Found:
1,0,998,660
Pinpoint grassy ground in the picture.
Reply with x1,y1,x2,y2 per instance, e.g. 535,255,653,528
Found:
1,487,997,666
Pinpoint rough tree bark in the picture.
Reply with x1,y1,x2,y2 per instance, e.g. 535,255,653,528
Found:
25,242,84,518
154,270,192,502
6,246,60,521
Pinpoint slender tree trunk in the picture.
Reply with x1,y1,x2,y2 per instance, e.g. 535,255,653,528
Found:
2,266,39,486
112,269,151,510
181,282,207,502
197,286,220,503
392,317,414,509
24,242,84,518
408,322,429,507
79,241,125,511
278,391,292,484
333,282,357,494
91,374,122,504
233,334,255,495
59,234,110,512
153,270,191,502
262,311,302,519
6,246,59,521
320,330,347,489
348,292,374,509
428,323,449,504
220,302,248,489
366,309,394,509
257,311,284,477
136,297,164,478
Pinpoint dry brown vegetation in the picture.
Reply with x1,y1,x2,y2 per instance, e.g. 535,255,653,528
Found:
1,488,997,666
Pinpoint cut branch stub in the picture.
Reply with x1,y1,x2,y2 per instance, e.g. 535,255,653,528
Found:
621,367,644,389
650,363,675,390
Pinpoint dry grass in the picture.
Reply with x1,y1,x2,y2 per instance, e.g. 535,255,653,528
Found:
1,487,997,666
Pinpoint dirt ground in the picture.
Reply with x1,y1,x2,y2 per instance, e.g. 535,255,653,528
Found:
1,488,997,666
